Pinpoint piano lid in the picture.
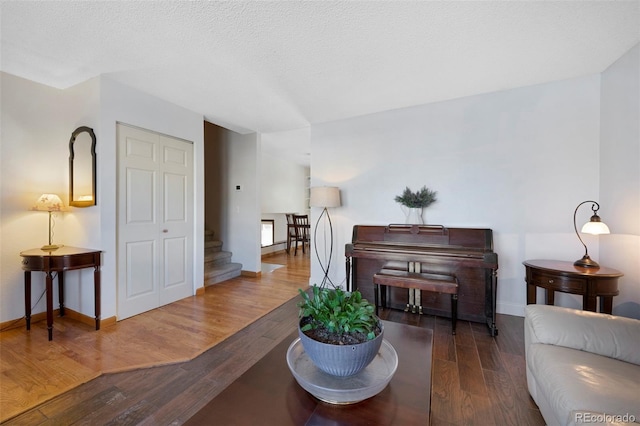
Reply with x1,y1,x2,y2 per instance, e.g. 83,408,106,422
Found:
351,224,494,252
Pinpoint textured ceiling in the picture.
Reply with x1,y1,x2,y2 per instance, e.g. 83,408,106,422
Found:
1,1,639,140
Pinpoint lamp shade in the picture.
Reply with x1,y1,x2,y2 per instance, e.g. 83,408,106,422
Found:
31,193,65,250
581,220,610,235
31,194,65,212
310,186,341,208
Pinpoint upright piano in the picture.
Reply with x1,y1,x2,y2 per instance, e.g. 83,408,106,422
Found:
345,224,499,336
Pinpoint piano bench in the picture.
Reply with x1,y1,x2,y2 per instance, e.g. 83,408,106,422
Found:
373,269,459,334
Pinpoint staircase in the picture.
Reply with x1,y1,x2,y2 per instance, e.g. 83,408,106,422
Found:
204,230,242,285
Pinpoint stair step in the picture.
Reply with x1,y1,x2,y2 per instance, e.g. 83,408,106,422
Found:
204,250,232,267
205,262,243,286
205,239,223,252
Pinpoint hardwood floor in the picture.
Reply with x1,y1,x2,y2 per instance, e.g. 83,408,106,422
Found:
2,251,544,425
378,309,544,426
0,251,308,423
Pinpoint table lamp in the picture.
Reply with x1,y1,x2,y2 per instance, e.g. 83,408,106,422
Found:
31,193,65,250
573,200,610,268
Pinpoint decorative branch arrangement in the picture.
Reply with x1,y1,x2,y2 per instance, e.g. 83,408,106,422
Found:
394,186,437,208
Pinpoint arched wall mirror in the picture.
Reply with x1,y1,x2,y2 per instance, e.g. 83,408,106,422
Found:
69,126,97,207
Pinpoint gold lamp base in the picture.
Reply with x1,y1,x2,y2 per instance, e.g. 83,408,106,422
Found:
574,255,600,268
41,244,62,251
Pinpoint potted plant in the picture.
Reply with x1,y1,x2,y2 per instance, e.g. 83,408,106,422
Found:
297,284,383,376
394,185,437,224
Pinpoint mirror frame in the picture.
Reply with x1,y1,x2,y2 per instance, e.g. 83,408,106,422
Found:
69,126,97,207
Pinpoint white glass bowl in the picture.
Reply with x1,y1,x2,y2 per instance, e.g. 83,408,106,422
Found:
286,337,398,404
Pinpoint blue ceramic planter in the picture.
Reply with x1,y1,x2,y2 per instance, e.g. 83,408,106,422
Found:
298,320,384,377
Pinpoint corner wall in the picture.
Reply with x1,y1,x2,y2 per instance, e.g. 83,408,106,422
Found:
0,72,101,321
98,76,205,318
0,73,205,323
219,130,261,273
599,43,640,319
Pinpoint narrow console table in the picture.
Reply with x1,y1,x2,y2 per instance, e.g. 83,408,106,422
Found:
20,246,102,341
524,259,623,314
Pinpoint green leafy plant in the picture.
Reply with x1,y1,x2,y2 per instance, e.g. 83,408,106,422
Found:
298,285,378,341
394,186,437,208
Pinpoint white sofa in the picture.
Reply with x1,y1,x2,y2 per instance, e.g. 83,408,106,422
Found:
524,305,640,426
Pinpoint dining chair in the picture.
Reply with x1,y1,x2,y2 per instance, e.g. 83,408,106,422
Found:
293,214,311,256
285,213,297,254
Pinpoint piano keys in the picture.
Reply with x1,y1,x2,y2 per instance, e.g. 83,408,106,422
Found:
345,224,499,336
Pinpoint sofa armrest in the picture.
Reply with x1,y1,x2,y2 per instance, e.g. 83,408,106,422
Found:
525,305,640,365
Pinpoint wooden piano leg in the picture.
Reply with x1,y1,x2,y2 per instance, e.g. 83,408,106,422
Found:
487,269,499,336
451,293,458,335
407,262,415,312
414,262,423,314
345,258,351,292
406,288,413,312
374,284,379,316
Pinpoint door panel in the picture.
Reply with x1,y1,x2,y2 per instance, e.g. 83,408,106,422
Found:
125,240,156,297
117,124,194,320
127,168,156,223
126,136,156,159
164,237,187,288
164,144,187,166
164,173,186,222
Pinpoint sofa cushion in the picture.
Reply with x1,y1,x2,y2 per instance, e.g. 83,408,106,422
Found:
528,343,640,425
525,305,640,365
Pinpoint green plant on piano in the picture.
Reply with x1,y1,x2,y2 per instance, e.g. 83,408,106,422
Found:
394,186,437,208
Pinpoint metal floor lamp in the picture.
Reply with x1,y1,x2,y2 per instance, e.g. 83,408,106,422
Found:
310,186,341,287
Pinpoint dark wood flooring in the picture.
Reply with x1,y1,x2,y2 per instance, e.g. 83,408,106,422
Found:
4,260,544,425
380,309,544,426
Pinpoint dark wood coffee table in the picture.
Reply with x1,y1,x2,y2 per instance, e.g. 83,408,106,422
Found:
186,320,433,425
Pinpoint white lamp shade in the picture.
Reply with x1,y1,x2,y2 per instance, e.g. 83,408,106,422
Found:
31,194,65,212
581,221,610,235
310,186,341,208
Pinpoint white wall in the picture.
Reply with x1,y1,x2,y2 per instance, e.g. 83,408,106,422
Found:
261,213,285,241
98,77,205,319
261,151,307,214
0,73,205,322
260,129,310,257
600,44,640,319
0,72,100,321
221,131,261,273
310,74,603,316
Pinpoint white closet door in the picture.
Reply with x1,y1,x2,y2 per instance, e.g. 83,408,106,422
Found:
117,124,194,320
158,134,193,305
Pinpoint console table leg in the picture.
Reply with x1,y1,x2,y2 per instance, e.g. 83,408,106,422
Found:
24,271,31,331
600,297,613,315
94,265,101,330
46,271,54,341
546,289,555,306
58,272,65,317
584,294,597,312
600,296,613,315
